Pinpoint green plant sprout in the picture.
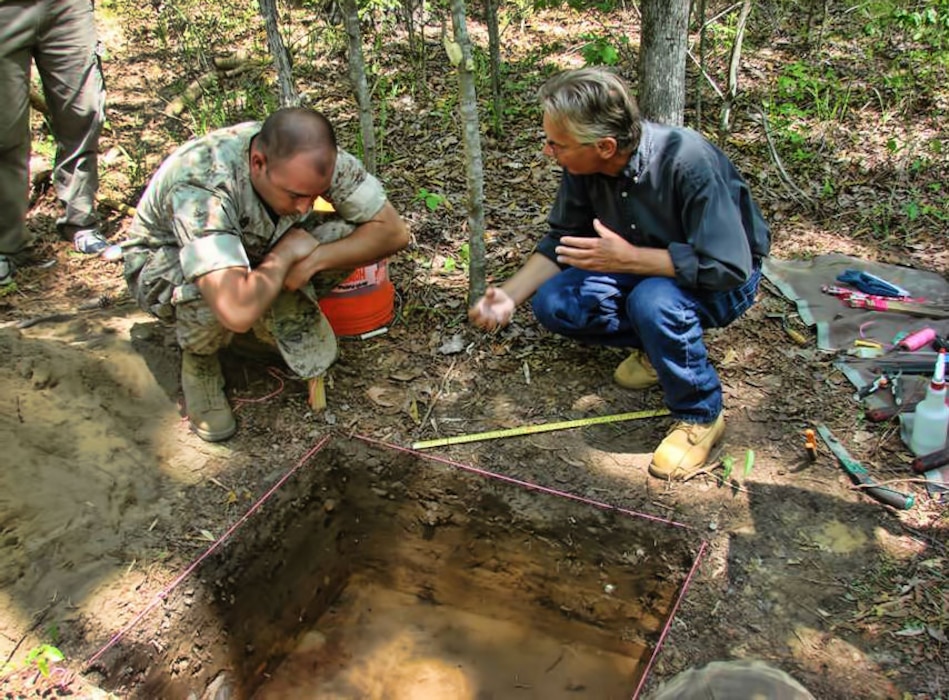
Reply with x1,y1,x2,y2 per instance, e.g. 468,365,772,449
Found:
720,448,754,483
414,188,446,212
25,644,64,677
720,454,735,481
441,243,470,273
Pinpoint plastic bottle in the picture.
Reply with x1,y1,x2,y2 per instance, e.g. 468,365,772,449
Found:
909,349,949,456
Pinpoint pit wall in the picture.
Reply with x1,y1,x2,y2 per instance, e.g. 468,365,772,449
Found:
90,437,702,699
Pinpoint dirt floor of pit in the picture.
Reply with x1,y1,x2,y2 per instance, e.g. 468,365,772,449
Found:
254,577,637,700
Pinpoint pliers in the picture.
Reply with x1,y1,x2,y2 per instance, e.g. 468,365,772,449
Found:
854,374,889,401
886,370,903,406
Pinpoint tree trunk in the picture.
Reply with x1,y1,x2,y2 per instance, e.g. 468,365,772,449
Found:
446,1,487,304
258,0,299,107
340,0,377,174
485,0,503,135
638,0,689,125
695,0,707,129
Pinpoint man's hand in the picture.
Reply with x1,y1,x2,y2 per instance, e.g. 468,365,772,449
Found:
557,219,676,278
556,218,635,272
284,250,320,291
273,227,320,265
469,286,516,331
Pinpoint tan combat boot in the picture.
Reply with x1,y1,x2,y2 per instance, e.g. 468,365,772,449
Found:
648,413,725,480
613,349,659,389
181,352,236,442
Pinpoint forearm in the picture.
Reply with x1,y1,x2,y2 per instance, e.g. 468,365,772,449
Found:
197,252,295,333
500,253,561,305
292,204,409,280
623,246,675,278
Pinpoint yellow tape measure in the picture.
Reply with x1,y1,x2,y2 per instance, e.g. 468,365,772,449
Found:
411,407,671,450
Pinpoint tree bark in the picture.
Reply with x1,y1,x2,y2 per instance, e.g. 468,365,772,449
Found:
638,0,689,125
340,0,377,174
446,0,487,304
485,0,503,135
695,0,707,128
258,0,299,107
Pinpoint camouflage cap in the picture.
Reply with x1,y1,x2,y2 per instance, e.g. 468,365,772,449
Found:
649,660,815,700
268,287,338,379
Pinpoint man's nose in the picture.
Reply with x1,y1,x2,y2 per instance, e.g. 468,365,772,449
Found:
295,197,315,215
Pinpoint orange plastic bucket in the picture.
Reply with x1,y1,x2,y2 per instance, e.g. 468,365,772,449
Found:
320,260,395,336
310,197,394,336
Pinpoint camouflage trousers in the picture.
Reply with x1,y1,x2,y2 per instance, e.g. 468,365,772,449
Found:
124,217,354,356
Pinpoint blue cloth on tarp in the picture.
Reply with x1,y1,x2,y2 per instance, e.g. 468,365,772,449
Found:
836,269,910,298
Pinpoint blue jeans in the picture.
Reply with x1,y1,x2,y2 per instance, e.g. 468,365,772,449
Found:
531,265,762,422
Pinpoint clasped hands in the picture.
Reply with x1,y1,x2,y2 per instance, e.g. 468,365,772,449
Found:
273,227,323,291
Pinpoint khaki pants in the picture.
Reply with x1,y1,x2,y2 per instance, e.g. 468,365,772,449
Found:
0,0,105,256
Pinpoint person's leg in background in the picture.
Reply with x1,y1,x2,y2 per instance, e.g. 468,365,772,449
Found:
34,0,109,254
0,1,40,284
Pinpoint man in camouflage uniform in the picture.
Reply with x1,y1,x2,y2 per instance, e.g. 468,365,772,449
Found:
124,107,409,442
0,0,112,286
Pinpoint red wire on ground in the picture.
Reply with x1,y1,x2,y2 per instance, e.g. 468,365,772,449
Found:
630,539,710,699
231,366,288,411
356,434,695,531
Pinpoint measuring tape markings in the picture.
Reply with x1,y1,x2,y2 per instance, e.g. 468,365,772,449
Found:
411,407,671,450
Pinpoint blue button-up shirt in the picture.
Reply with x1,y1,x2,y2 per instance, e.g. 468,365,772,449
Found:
535,121,770,292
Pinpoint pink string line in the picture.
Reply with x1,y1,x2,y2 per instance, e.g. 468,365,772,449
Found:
82,436,331,670
355,434,694,531
232,366,288,411
630,539,709,699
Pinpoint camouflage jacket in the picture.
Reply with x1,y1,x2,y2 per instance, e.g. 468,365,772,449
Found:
126,121,386,285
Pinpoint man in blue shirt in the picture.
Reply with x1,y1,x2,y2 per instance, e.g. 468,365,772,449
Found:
469,67,769,481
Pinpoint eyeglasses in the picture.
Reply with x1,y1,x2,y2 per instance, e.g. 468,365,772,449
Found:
544,138,594,155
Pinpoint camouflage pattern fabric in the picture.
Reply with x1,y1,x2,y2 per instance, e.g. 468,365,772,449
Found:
649,660,815,700
122,121,385,364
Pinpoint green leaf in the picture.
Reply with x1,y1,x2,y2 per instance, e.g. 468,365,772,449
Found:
721,455,735,481
743,449,755,476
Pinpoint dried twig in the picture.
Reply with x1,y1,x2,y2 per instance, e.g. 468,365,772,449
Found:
417,358,457,434
751,106,815,204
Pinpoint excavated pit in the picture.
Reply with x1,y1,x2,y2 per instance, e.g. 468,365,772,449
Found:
99,438,699,699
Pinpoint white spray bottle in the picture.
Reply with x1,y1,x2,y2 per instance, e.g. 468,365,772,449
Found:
909,349,949,456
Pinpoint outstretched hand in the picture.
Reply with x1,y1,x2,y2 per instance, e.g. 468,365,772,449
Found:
556,218,635,271
468,286,516,331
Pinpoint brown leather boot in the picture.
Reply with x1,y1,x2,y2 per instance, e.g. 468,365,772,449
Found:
613,349,659,389
648,413,725,480
181,351,236,442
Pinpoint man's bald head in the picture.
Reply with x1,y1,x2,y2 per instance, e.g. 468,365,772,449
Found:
256,108,337,176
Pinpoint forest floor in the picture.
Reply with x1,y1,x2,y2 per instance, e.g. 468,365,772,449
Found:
0,2,947,699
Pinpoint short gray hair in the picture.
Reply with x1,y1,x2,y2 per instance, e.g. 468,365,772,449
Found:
538,68,641,151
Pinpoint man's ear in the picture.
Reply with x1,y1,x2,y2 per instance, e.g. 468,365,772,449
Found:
595,137,617,158
249,146,266,173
